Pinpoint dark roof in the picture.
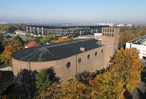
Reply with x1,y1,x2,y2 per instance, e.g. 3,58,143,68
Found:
27,24,109,28
128,35,146,45
12,39,103,62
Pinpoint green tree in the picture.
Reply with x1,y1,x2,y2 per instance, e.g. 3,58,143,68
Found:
39,34,57,44
35,69,53,95
1,25,10,32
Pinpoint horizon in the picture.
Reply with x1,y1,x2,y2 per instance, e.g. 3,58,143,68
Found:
0,0,146,24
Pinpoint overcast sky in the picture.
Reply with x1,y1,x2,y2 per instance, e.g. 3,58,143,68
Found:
0,0,146,24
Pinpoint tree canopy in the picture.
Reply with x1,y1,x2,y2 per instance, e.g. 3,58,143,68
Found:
1,35,24,63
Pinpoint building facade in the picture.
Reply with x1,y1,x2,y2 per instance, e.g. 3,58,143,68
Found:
126,35,146,59
12,39,105,81
102,28,119,67
26,25,109,36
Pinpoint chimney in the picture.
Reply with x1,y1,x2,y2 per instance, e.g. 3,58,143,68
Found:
80,47,85,52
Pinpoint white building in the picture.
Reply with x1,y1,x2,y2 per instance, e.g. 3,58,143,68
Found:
14,30,26,35
126,35,146,59
117,24,125,27
127,24,133,27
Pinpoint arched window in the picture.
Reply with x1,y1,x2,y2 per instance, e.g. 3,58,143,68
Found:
66,62,71,68
101,49,103,53
107,33,109,36
110,29,112,32
110,33,111,37
87,54,90,59
95,51,97,56
78,58,82,63
112,33,114,37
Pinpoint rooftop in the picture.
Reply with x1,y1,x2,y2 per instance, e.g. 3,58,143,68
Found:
12,39,103,62
25,41,40,48
128,35,146,45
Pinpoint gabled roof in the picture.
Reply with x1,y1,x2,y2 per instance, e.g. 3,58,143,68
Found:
12,39,103,62
25,41,40,48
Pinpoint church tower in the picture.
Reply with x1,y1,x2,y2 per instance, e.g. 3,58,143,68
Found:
101,28,119,68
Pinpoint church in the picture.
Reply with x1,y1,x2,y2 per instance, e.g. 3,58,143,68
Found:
12,27,119,81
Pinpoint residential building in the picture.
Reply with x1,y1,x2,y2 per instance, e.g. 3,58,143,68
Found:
126,35,146,59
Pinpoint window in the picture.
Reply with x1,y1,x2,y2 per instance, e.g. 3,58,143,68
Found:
110,33,111,37
101,49,103,53
103,33,104,36
112,33,114,37
78,58,82,63
66,62,71,68
110,29,112,32
87,54,90,59
95,51,97,56
107,33,109,36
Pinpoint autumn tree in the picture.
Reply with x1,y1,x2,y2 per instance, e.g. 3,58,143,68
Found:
56,36,73,43
118,26,146,49
111,48,143,92
90,48,143,98
90,71,124,99
36,79,93,99
1,35,24,63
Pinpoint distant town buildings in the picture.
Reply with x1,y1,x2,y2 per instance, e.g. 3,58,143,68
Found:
96,23,114,27
126,35,146,59
117,24,125,27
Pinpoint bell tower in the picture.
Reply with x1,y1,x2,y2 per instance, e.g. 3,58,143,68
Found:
101,28,119,67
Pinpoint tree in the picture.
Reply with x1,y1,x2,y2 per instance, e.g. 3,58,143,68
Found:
38,34,57,44
34,68,59,96
35,69,52,95
1,25,10,32
75,70,93,85
1,35,24,63
89,48,143,98
111,48,143,92
37,79,92,99
90,71,124,99
56,36,73,43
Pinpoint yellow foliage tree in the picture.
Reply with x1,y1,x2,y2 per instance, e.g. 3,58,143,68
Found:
1,36,24,63
36,79,93,99
90,71,124,99
56,36,73,43
111,48,143,92
90,48,143,99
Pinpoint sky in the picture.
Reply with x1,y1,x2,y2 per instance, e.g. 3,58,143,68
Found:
0,0,146,24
